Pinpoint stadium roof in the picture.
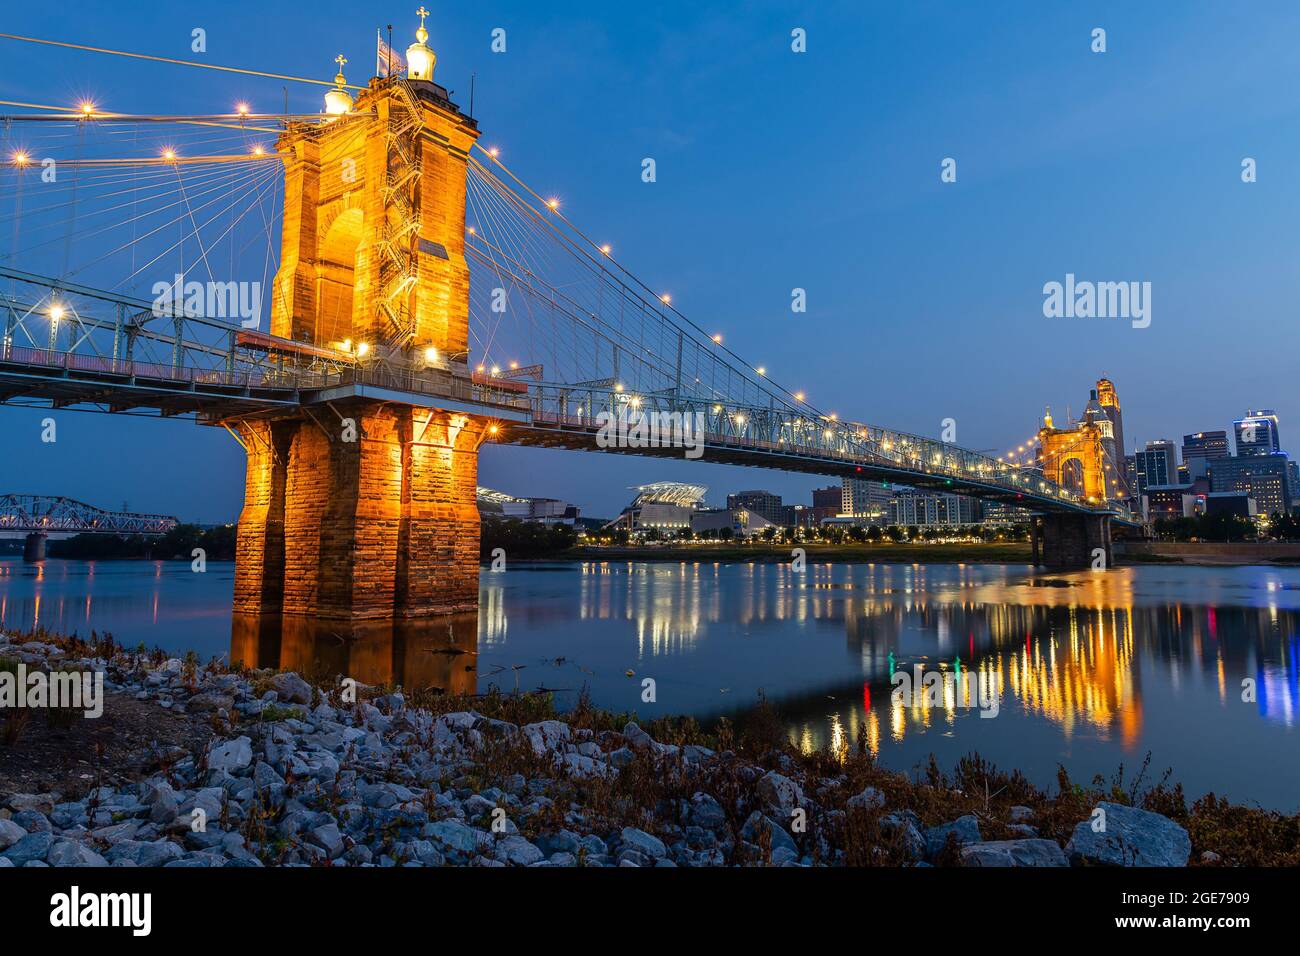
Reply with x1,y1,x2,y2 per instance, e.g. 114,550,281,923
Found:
630,482,708,507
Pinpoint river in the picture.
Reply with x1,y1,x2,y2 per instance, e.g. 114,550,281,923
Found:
1,557,1297,810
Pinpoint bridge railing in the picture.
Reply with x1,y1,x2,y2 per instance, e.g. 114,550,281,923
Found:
1,269,542,415
314,364,534,412
517,382,1117,512
0,270,362,392
0,342,337,391
0,272,1119,513
2,328,538,418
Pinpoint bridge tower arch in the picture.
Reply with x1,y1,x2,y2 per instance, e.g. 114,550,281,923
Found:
1036,408,1107,503
1031,406,1115,569
234,19,488,622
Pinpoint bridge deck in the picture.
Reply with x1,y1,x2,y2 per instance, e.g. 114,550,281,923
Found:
502,415,1133,520
1,269,1132,524
0,344,1135,522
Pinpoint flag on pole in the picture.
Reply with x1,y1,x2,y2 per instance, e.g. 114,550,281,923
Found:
376,29,405,77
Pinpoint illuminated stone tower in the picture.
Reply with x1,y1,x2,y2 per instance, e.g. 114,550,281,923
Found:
234,16,489,622
1036,406,1108,503
271,28,476,358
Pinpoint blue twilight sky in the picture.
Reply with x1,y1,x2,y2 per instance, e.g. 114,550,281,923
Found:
2,0,1298,522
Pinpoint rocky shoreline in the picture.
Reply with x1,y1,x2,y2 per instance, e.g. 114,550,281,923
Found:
0,629,1290,868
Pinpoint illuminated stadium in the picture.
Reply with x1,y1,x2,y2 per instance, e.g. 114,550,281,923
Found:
603,483,709,533
630,483,709,509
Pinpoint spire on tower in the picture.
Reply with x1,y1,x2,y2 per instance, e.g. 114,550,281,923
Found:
324,54,354,116
407,6,436,80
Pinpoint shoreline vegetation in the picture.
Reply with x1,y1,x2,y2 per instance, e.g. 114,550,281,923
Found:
0,525,237,562
7,513,1298,566
15,537,1300,568
2,628,1297,867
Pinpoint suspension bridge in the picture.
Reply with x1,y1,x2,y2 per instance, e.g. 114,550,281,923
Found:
0,16,1134,621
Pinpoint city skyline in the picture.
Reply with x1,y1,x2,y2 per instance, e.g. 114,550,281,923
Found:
3,1,1299,519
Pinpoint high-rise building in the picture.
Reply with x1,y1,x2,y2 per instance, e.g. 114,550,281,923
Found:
1092,378,1128,496
782,504,817,528
840,478,890,520
889,493,980,527
1234,409,1281,457
812,486,840,511
1133,440,1177,496
1182,430,1230,464
1207,454,1293,518
810,486,841,524
726,490,784,526
981,500,1032,525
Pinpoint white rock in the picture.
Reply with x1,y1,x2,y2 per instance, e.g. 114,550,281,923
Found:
846,786,885,811
268,672,312,705
757,771,805,816
0,819,27,850
207,736,253,773
523,720,572,756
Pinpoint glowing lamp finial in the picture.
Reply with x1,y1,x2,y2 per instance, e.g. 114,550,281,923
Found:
324,55,354,116
406,7,436,81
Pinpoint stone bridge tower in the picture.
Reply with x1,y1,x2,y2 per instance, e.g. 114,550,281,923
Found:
233,18,489,622
1031,406,1114,569
1036,407,1108,503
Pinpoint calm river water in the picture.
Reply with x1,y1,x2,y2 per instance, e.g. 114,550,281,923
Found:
2,557,1297,810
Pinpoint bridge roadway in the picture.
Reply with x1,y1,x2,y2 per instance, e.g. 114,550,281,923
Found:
506,420,1102,513
0,268,1133,524
0,347,1130,522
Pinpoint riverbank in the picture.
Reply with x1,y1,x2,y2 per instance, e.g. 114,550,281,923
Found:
566,541,1300,568
566,542,1034,564
17,540,1297,570
1115,541,1300,566
3,628,1296,867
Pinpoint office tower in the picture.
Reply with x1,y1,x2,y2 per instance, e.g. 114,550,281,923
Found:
888,492,980,527
1092,378,1128,496
726,490,784,525
1133,440,1177,496
840,478,891,520
812,486,841,512
1182,430,1230,463
811,485,842,524
1208,454,1293,518
1234,409,1281,456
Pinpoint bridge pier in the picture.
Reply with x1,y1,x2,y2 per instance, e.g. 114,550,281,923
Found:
230,611,478,692
234,401,486,621
22,532,46,563
1032,513,1112,570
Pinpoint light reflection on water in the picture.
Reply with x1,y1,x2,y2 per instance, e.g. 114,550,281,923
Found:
1,557,1297,809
